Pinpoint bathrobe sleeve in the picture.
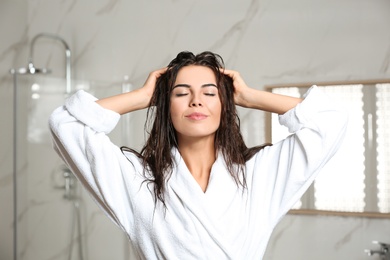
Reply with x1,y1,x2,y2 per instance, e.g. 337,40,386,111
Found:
49,90,147,234
248,86,348,224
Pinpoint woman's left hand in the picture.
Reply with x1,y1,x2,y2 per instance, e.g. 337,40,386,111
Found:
222,69,252,108
222,68,303,114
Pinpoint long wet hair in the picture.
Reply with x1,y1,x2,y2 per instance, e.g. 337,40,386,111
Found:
121,51,270,206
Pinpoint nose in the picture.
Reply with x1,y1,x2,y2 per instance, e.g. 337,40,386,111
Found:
190,94,203,107
190,102,202,107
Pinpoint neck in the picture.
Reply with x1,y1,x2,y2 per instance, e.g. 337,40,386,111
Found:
177,135,216,192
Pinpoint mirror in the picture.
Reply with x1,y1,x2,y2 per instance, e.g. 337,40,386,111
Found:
265,80,390,218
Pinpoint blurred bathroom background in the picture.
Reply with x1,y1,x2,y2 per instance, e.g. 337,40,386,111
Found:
1,0,390,259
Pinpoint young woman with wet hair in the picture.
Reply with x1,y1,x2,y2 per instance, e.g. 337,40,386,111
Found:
49,51,347,259
122,51,270,205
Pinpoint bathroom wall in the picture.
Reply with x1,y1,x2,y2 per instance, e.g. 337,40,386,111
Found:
1,0,390,259
0,1,27,260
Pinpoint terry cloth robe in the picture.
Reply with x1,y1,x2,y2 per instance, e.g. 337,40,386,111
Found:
49,86,348,259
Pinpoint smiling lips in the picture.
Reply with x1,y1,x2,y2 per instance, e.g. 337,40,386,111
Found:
185,112,208,120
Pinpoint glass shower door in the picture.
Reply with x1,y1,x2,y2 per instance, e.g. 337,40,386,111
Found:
14,75,130,260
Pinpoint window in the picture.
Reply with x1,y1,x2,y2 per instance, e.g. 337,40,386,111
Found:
268,82,390,215
377,84,390,213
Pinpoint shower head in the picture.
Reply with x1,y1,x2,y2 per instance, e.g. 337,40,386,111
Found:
27,62,51,74
10,64,51,75
10,33,71,93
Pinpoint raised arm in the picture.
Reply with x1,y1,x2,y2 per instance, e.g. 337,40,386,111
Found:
223,69,302,114
96,67,167,114
48,68,167,232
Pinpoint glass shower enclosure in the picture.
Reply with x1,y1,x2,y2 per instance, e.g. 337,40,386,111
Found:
11,72,132,260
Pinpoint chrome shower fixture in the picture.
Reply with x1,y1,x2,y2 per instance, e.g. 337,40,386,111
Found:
10,66,51,75
10,33,72,94
365,241,390,259
28,33,72,94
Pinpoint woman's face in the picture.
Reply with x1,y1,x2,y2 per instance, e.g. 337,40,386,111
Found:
170,65,222,142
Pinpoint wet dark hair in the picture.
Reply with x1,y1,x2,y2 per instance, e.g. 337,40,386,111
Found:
121,51,270,206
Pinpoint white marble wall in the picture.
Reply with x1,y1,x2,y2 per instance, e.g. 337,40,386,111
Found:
1,0,390,259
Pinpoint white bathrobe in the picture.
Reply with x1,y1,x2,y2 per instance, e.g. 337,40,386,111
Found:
49,86,347,259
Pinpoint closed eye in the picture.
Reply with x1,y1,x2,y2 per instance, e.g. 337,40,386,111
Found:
204,93,216,96
175,93,188,97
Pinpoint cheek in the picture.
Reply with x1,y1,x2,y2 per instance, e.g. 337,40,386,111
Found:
169,102,181,128
208,103,222,128
213,101,222,121
216,110,222,126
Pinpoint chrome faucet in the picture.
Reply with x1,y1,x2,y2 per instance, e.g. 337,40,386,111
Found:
365,241,390,260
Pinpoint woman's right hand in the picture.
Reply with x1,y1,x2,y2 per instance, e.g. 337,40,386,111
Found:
139,67,167,106
96,68,167,115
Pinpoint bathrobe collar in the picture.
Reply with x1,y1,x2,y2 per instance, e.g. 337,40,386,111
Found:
167,147,242,258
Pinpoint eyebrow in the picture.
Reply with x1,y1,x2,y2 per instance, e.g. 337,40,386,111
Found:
173,83,218,89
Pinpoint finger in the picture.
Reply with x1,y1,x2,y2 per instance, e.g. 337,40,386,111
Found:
144,67,167,86
221,69,238,80
154,67,168,77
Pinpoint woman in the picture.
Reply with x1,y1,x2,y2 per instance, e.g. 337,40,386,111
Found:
49,51,347,259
